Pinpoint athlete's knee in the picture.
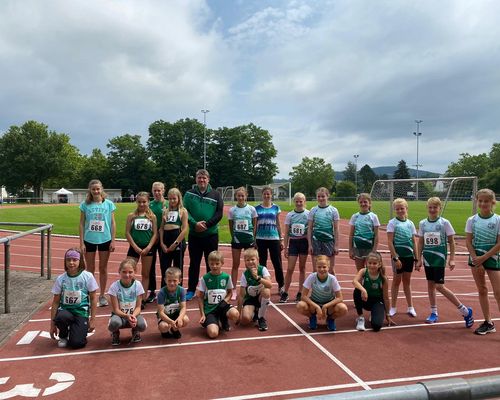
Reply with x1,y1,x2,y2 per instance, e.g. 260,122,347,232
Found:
108,316,123,332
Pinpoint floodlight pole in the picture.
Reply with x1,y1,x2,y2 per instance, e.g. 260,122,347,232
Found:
201,109,210,170
413,120,423,200
353,154,359,194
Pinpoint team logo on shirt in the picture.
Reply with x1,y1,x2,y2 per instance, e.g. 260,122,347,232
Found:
220,279,226,287
488,223,496,230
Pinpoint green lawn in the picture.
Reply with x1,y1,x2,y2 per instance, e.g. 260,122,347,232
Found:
0,200,474,242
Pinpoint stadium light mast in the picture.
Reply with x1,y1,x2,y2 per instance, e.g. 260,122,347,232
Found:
201,109,210,170
353,154,359,194
413,120,423,200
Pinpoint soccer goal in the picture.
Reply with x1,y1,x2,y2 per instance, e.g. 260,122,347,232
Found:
370,176,478,221
249,182,292,205
216,186,235,203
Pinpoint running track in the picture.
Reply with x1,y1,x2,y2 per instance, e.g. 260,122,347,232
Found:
1,220,499,399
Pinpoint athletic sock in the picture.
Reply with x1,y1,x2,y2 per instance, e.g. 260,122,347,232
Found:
258,297,270,319
458,304,469,317
431,306,438,315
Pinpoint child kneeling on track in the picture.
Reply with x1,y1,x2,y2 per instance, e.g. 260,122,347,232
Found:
107,258,147,345
296,255,348,331
157,267,189,339
352,252,394,331
416,197,474,328
196,251,240,339
238,248,272,331
50,248,98,349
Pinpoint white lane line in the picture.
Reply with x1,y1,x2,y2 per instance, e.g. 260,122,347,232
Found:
270,302,371,391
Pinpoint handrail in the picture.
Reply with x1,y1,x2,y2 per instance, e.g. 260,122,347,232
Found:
1,222,53,313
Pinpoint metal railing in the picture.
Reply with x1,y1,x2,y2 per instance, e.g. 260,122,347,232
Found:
1,222,53,313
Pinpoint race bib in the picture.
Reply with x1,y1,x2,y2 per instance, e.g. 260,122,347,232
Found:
166,211,178,223
120,301,136,315
246,285,261,297
207,289,226,305
165,303,180,315
89,220,104,233
291,223,305,236
424,232,441,246
63,290,82,305
235,219,249,232
134,218,151,231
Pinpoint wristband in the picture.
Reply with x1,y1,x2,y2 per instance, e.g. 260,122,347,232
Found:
174,241,179,246
392,256,399,262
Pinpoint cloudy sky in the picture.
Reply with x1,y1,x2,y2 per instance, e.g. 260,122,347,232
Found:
1,0,498,178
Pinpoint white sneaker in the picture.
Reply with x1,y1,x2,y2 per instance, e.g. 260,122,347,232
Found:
57,338,68,348
356,316,366,331
407,307,417,317
389,307,397,317
99,295,109,307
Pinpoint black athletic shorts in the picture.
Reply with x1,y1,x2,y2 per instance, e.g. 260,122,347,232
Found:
127,245,154,258
424,266,445,284
288,238,309,256
202,301,233,327
84,240,111,252
392,256,415,274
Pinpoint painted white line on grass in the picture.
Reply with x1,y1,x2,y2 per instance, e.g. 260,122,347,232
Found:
270,302,371,391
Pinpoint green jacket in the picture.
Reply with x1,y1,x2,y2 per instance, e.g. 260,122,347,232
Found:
183,184,223,237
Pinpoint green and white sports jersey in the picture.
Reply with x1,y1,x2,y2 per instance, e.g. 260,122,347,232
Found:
349,212,380,249
303,272,341,304
465,213,500,269
197,272,233,314
51,270,99,318
107,279,145,315
418,217,455,268
308,205,339,242
240,265,271,301
387,217,417,258
285,209,309,239
228,204,257,244
362,269,383,298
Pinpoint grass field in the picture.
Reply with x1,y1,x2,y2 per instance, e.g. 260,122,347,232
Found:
0,200,475,242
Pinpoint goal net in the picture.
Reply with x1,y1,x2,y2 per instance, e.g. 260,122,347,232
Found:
249,182,292,204
370,177,478,221
216,186,235,203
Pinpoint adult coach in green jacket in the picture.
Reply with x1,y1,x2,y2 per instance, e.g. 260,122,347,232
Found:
184,169,224,300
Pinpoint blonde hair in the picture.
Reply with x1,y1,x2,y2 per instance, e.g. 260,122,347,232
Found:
85,179,108,204
366,251,386,279
243,248,259,260
357,193,372,203
315,255,330,265
476,188,496,203
133,191,156,222
119,258,137,272
316,187,330,196
235,186,248,199
208,250,224,264
393,198,408,209
427,197,442,207
166,267,182,279
152,182,165,192
293,192,306,201
167,188,184,211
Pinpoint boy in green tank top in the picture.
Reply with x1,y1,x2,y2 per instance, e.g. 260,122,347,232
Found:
237,248,272,331
196,251,240,338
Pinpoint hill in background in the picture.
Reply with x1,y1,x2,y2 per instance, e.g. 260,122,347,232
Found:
334,166,441,181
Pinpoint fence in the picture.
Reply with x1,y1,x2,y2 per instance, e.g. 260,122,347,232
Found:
0,222,53,313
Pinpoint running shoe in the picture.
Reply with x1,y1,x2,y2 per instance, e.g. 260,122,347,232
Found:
279,291,289,303
146,291,156,303
309,314,317,330
356,316,366,331
57,338,68,348
407,307,417,317
161,331,173,339
130,331,142,343
279,286,285,296
186,291,195,301
327,317,336,331
171,330,182,339
220,315,230,331
258,317,268,331
111,331,120,346
98,295,109,307
388,307,397,317
295,292,302,302
425,313,438,324
474,321,496,335
464,308,474,329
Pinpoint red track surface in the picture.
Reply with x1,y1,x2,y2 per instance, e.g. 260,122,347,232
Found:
1,218,499,399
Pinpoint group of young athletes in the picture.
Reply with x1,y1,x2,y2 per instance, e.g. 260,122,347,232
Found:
50,180,500,349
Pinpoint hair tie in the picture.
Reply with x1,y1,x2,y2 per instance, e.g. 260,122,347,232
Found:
65,250,81,260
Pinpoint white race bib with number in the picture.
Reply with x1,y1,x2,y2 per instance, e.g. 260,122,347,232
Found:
120,301,136,315
89,220,104,233
247,285,261,297
63,290,82,305
134,218,151,231
424,232,441,246
165,303,180,315
291,223,305,236
235,219,249,232
207,289,226,305
166,211,179,223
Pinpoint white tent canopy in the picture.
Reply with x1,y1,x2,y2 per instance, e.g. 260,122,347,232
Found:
54,188,73,195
